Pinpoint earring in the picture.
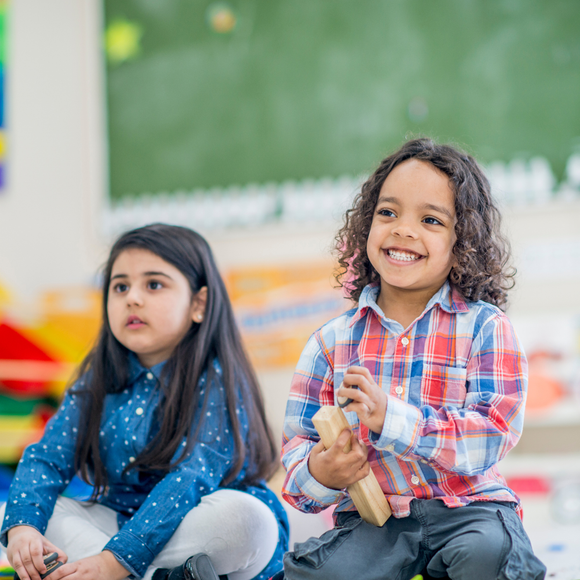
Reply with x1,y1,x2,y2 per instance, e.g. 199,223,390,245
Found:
196,314,203,322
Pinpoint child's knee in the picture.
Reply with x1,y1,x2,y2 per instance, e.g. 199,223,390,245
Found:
432,528,508,580
283,517,377,580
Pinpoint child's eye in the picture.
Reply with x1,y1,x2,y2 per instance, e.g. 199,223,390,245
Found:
378,208,396,218
148,280,163,290
113,283,128,293
423,216,443,226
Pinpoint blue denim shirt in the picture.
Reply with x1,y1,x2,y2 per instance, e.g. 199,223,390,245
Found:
1,355,288,579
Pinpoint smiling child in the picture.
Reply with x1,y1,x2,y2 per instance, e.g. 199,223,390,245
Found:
278,139,546,580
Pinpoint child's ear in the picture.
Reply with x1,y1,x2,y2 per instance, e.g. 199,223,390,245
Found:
191,286,208,324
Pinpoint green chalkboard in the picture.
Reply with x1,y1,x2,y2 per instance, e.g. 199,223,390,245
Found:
104,0,580,199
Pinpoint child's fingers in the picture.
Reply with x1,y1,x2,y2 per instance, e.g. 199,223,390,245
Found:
345,366,375,383
10,555,27,580
332,428,353,454
350,432,368,460
337,384,373,415
46,561,77,580
330,429,366,465
337,383,365,403
30,543,47,575
43,540,68,564
309,439,326,456
342,371,376,396
12,550,41,580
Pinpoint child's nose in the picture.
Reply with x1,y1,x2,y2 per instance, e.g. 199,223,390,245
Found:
126,286,144,305
392,219,418,238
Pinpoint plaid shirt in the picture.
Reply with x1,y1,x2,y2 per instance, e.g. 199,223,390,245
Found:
281,281,526,519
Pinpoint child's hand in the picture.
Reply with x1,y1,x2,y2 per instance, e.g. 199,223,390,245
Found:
308,428,370,489
337,366,387,435
49,552,128,580
7,525,67,580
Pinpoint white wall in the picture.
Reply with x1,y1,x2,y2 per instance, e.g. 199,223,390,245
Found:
0,0,107,301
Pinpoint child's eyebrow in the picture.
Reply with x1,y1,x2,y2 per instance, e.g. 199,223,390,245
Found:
143,271,173,279
421,203,454,220
376,195,399,205
110,271,173,281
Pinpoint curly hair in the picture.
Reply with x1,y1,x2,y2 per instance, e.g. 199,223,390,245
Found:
335,138,515,309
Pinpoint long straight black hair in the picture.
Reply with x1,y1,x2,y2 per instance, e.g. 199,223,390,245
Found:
73,224,278,498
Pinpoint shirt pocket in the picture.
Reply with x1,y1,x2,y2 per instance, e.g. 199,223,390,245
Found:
420,363,467,409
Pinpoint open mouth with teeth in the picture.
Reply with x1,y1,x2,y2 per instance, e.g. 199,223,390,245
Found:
127,315,145,327
385,248,424,262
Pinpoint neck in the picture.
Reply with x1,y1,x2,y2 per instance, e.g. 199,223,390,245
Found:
376,284,442,329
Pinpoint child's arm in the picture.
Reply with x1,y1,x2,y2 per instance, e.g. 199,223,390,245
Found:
347,311,527,476
281,331,371,513
1,391,80,554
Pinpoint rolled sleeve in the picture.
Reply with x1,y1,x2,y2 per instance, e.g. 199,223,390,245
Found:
370,313,527,476
293,459,345,505
368,395,422,455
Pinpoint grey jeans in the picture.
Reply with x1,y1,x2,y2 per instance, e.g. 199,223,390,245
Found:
283,500,546,580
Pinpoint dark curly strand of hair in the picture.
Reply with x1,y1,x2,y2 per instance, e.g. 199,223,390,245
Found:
335,138,515,309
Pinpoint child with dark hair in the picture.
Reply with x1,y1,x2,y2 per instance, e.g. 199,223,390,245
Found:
1,224,288,580
278,139,545,580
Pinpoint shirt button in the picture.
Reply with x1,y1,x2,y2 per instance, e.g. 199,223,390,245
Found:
129,457,135,463
401,337,409,346
395,386,403,395
136,407,144,415
146,372,154,380
411,475,420,485
386,444,395,452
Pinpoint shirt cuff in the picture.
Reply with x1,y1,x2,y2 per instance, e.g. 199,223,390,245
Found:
1,511,47,548
104,530,156,578
294,457,345,506
368,395,422,457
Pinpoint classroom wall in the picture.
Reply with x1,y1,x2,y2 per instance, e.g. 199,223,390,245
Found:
0,0,107,301
1,0,579,450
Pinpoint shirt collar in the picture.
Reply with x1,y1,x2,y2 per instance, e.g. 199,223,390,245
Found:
127,352,167,385
349,279,468,327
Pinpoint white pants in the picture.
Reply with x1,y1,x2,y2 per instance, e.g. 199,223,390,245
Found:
1,490,279,580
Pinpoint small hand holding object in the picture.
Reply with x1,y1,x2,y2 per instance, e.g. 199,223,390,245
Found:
14,553,63,580
308,427,370,489
336,366,387,435
7,526,67,580
44,552,128,580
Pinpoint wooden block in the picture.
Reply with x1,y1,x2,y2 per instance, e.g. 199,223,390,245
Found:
312,405,392,527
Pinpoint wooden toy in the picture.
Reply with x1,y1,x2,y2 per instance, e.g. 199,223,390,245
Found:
312,405,392,527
